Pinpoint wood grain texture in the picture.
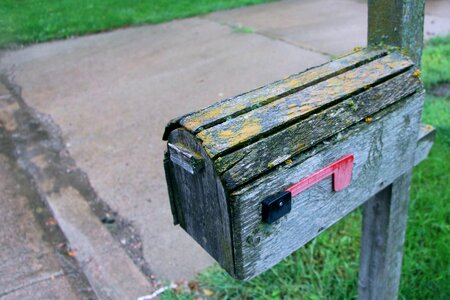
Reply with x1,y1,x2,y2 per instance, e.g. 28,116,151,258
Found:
356,116,432,300
177,49,387,135
164,150,179,225
230,92,424,280
361,2,425,298
368,0,425,66
219,68,421,190
414,123,435,166
197,53,413,158
167,129,234,274
358,171,413,300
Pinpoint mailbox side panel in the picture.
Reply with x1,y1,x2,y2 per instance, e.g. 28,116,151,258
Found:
166,129,235,275
231,92,424,280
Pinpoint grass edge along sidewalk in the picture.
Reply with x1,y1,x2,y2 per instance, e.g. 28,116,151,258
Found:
161,35,450,300
0,0,273,47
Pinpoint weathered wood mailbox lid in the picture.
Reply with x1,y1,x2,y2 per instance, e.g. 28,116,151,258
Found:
162,47,434,280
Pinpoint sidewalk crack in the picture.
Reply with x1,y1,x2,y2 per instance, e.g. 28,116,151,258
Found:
0,271,65,298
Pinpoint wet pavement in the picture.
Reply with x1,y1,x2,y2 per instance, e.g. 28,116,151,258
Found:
0,154,90,299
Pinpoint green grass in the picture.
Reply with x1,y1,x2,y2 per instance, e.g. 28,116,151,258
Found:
162,36,450,300
422,35,450,89
0,0,273,47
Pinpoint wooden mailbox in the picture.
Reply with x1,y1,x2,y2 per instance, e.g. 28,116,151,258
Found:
163,0,434,298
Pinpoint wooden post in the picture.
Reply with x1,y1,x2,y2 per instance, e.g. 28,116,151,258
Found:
358,172,413,299
359,1,425,299
368,0,425,66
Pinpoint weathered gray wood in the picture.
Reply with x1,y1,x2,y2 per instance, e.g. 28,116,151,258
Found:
175,49,387,135
358,171,413,300
230,92,424,280
361,2,426,298
168,142,205,174
164,151,180,225
414,123,436,166
197,53,413,158
368,0,425,66
167,129,234,275
356,124,434,300
219,69,421,190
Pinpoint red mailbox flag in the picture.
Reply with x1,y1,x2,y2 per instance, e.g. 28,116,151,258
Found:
287,154,354,197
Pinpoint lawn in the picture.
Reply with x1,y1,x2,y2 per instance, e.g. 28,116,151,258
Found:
0,0,273,47
162,36,450,300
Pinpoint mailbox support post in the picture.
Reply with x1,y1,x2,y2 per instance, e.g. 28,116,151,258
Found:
367,0,425,67
358,172,413,299
359,1,425,299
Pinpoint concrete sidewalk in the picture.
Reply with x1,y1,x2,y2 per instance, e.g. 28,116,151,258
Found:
0,0,449,293
0,153,90,299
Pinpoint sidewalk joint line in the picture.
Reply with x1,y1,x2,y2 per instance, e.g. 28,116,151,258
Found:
0,271,65,298
202,16,333,57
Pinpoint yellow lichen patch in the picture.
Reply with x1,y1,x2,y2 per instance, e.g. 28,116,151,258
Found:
299,104,314,114
336,46,364,59
325,74,359,95
184,101,253,131
183,119,202,131
325,77,341,89
304,68,328,81
400,48,410,56
295,143,305,152
413,69,421,78
218,129,236,140
250,95,267,103
287,79,300,87
364,117,373,123
183,105,227,130
280,68,324,89
386,62,399,69
287,103,314,119
286,108,299,117
205,116,263,150
236,117,263,139
266,97,286,108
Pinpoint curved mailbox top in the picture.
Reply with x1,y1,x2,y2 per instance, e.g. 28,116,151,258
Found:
164,48,421,191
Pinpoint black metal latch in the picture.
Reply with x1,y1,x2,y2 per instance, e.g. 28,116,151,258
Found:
261,191,292,224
